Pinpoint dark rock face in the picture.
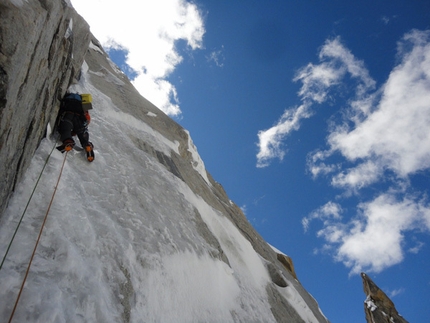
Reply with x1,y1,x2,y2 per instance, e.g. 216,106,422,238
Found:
361,273,409,323
0,0,90,216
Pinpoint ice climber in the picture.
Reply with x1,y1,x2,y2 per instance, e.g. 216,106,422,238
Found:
56,92,95,162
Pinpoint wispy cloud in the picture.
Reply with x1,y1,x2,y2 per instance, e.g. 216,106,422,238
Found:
71,0,205,116
257,103,313,168
388,288,405,298
206,46,225,67
313,29,430,188
302,202,343,233
408,241,424,254
256,37,374,167
381,15,397,25
298,29,430,274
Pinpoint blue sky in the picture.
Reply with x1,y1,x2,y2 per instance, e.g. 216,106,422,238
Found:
72,1,430,322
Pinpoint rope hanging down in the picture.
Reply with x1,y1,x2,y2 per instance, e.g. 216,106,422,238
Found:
0,141,57,271
8,150,69,323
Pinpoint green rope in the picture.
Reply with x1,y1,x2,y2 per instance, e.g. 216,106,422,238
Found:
0,140,57,271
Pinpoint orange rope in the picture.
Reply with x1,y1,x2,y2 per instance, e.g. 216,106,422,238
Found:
8,151,69,323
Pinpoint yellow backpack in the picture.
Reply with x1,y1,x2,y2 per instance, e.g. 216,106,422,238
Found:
80,93,93,111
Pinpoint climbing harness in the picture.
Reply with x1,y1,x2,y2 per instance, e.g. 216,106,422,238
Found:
6,148,69,323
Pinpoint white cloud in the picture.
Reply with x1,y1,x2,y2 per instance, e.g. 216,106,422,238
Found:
331,160,383,190
388,288,404,298
382,16,390,25
314,30,430,189
302,201,343,232
294,63,343,103
308,162,338,178
256,37,375,167
295,30,430,275
256,104,312,168
71,0,205,116
307,149,340,177
319,37,376,92
206,46,225,67
408,241,424,254
313,194,430,274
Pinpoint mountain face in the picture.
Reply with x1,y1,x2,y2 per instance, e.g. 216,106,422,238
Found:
361,273,409,323
0,1,330,322
0,0,90,216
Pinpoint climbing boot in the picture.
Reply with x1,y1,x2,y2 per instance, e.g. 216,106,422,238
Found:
56,138,75,153
85,142,95,162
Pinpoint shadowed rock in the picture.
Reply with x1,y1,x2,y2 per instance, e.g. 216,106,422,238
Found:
361,272,408,323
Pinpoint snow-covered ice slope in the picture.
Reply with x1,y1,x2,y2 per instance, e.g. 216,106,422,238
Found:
0,43,325,323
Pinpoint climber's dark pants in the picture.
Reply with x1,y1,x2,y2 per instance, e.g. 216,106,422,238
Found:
59,112,90,147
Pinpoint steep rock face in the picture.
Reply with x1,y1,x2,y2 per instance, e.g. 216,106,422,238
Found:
0,1,330,322
0,0,90,216
85,34,328,323
361,273,408,323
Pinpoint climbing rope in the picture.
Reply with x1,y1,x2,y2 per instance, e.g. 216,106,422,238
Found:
0,140,57,271
7,149,69,323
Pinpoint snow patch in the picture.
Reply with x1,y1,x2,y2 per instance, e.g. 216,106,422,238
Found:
8,0,27,7
184,130,211,185
89,41,104,55
277,284,321,323
72,60,179,157
81,59,89,75
136,250,240,322
188,192,321,323
269,244,287,256
177,180,276,320
365,295,378,311
64,19,73,39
